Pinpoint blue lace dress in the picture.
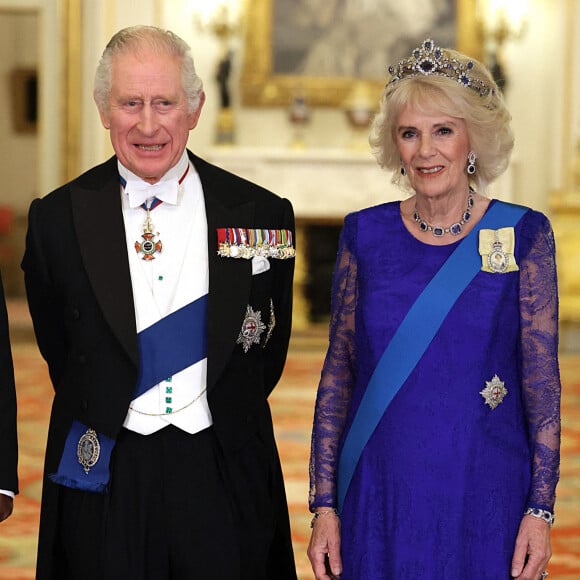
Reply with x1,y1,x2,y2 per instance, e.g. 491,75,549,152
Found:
309,200,561,579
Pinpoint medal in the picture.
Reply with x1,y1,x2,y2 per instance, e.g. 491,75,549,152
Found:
123,164,190,261
237,305,266,352
217,228,296,259
77,428,100,474
263,298,276,347
488,232,508,273
480,374,508,409
135,201,163,260
478,227,519,274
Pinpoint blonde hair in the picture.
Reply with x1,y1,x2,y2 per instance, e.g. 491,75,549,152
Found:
369,49,513,192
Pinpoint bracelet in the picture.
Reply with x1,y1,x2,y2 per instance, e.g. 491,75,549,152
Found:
524,507,555,527
310,508,339,528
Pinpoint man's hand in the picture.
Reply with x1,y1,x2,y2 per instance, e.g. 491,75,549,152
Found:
0,495,13,523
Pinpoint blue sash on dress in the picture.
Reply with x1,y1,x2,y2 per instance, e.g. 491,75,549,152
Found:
50,295,208,492
337,202,527,511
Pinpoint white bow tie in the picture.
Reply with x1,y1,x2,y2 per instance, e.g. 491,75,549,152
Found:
126,178,180,209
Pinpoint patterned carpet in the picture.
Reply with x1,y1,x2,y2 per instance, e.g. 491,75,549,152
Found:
0,303,579,579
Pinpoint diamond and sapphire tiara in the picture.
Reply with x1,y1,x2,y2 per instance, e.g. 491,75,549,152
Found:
387,38,494,98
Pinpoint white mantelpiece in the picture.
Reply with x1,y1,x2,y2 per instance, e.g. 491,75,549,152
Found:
204,147,401,219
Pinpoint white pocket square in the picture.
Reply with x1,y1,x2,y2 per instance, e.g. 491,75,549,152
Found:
252,256,270,275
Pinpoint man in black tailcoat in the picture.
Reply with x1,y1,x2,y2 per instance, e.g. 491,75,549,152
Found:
23,25,296,580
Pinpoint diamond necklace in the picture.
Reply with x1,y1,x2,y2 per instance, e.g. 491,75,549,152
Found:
413,190,474,237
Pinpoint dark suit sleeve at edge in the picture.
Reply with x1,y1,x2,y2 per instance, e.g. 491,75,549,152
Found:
0,270,18,493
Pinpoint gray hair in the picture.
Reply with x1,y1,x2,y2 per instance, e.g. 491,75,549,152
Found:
93,25,204,114
369,50,514,193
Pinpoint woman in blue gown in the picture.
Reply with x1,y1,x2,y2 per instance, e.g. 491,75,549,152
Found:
308,39,560,580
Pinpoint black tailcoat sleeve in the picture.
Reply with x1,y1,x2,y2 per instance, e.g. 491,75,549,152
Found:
0,271,18,493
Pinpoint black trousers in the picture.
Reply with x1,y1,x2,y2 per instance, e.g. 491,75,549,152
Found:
57,426,241,580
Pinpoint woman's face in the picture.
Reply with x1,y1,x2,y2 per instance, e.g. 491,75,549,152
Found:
395,104,471,201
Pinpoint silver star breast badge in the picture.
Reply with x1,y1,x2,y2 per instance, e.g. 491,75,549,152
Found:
480,374,508,410
237,305,266,353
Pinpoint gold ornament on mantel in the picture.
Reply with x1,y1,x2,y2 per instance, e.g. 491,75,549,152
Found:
288,90,311,149
343,81,376,150
194,4,240,145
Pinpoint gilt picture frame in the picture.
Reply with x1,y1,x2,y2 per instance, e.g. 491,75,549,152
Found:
241,0,482,107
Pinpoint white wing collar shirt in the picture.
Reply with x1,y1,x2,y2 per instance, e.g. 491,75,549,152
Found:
120,151,212,435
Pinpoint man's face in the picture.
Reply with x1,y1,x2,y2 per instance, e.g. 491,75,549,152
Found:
98,48,204,184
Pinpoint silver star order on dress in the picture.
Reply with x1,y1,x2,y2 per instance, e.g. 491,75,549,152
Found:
480,374,508,409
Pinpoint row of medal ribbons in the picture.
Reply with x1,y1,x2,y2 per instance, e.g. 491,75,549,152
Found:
217,227,296,260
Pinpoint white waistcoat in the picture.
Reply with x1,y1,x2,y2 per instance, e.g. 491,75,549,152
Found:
120,157,212,436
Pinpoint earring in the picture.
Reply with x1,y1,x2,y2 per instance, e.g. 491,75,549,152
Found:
467,151,477,175
400,166,406,176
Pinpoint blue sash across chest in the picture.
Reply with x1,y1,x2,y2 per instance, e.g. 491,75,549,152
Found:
135,295,208,398
337,201,527,511
51,295,208,493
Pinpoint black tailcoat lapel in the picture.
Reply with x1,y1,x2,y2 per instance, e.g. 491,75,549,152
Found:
70,159,138,366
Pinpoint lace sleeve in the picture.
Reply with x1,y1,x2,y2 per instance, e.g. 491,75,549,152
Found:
519,213,561,512
309,216,358,511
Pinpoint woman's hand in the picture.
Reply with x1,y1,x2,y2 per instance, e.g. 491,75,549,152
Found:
307,510,342,579
511,515,551,579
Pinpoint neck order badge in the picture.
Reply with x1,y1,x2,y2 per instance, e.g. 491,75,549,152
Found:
135,197,164,260
120,165,190,260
